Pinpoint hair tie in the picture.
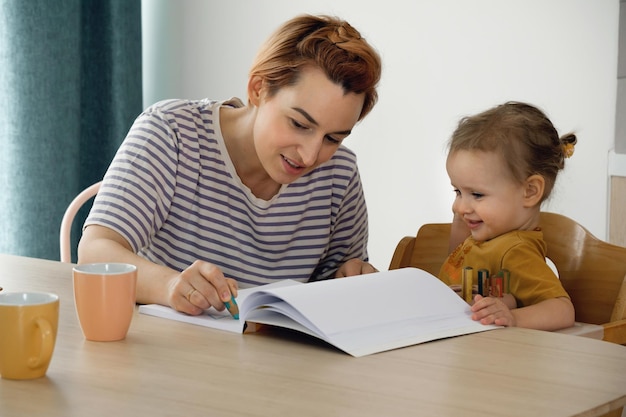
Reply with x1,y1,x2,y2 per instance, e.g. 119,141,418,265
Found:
560,134,577,159
562,142,575,158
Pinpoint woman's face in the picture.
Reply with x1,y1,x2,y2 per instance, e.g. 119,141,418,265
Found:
251,66,365,184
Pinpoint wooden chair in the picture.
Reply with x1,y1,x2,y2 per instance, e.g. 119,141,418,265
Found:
389,212,626,346
59,181,102,263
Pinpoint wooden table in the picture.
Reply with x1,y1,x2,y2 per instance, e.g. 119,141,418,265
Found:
1,254,625,417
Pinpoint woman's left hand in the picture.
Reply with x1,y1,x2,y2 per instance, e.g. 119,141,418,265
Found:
334,258,379,278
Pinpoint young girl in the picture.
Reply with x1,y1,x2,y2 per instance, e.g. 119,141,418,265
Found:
439,101,576,331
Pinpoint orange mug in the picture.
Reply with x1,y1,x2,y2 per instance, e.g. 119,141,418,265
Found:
73,263,137,341
0,292,59,379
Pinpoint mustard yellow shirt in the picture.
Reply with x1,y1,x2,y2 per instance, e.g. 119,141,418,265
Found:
438,229,570,307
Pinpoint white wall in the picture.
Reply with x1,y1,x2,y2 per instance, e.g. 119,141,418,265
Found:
142,0,619,269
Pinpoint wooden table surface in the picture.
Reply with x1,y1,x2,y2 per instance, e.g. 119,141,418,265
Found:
1,254,625,417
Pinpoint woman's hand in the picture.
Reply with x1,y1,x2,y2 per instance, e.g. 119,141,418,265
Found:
334,258,379,278
167,260,238,316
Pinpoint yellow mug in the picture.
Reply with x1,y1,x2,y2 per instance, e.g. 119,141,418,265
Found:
0,292,59,379
73,263,137,341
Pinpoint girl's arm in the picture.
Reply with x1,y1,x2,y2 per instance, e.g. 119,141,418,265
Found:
511,297,575,330
471,295,575,331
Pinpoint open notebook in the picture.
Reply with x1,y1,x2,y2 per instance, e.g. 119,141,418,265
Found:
138,267,500,357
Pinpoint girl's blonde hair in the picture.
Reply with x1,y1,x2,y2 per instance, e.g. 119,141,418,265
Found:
448,101,577,202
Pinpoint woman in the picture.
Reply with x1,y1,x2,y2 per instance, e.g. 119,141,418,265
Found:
78,14,382,316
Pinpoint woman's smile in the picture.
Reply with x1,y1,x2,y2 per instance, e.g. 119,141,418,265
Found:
281,154,305,175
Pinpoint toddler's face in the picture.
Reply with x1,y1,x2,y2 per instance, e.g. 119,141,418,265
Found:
446,149,532,242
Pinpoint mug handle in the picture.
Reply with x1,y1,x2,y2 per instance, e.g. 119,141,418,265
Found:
27,317,54,369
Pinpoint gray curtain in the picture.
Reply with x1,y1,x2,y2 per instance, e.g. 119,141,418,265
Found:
0,0,142,262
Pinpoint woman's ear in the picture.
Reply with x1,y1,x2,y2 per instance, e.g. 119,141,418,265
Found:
247,75,264,107
523,174,545,207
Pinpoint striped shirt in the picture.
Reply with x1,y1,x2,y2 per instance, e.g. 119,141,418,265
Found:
85,98,369,287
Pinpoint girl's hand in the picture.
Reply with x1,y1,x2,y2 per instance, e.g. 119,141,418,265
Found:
470,295,517,327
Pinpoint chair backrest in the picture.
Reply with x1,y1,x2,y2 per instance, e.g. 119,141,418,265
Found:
389,223,450,276
59,181,102,263
389,212,626,326
540,212,626,325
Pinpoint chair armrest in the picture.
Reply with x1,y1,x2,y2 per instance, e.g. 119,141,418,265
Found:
388,236,415,270
554,322,604,340
603,318,626,345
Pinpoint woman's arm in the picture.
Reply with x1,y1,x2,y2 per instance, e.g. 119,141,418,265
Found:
78,225,176,306
78,225,237,316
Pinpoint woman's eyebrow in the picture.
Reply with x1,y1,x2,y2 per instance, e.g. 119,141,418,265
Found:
293,107,318,126
292,107,353,136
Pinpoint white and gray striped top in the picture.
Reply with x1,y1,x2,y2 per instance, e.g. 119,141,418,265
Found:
85,98,369,287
